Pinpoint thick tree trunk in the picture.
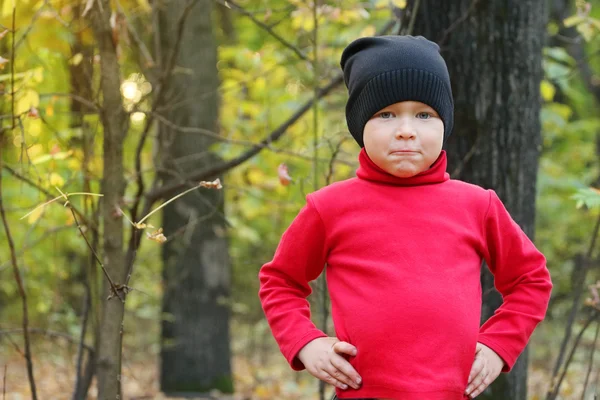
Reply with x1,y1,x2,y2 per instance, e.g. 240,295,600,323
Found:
408,1,545,399
88,0,129,398
157,0,233,395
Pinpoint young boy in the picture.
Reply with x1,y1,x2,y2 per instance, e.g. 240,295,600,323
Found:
258,35,552,400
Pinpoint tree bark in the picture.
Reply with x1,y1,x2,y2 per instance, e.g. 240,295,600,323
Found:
157,0,233,395
408,1,545,399
88,0,129,398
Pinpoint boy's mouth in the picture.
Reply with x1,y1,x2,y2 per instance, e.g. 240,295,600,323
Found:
390,149,420,154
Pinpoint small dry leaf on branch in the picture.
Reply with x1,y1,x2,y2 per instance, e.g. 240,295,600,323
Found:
146,228,167,244
133,222,154,230
0,30,9,40
278,163,292,186
199,178,223,189
0,56,9,70
27,106,39,118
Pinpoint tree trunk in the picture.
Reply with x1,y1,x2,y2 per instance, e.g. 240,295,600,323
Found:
88,0,129,398
408,1,545,399
69,5,96,399
157,0,233,395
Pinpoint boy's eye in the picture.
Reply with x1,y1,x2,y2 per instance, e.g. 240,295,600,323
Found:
416,112,431,119
379,112,394,119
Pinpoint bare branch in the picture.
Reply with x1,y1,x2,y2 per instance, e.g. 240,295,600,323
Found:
130,0,199,226
581,319,600,400
548,213,600,400
68,206,123,301
215,0,309,62
437,0,480,47
2,165,97,232
549,310,600,398
146,18,397,202
115,0,155,68
0,8,38,398
0,328,95,354
147,110,355,166
39,92,99,111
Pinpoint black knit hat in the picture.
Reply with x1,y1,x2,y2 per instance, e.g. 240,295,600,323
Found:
340,35,454,147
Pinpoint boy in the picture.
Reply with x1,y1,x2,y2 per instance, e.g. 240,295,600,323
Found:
258,36,552,400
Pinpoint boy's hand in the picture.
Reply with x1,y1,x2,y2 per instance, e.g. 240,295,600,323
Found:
465,342,505,398
297,337,362,391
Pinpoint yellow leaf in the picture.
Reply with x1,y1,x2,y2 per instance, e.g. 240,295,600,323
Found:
27,118,42,137
69,53,83,66
359,25,376,38
540,80,555,102
16,89,39,115
27,143,43,158
49,172,64,187
31,67,43,83
27,205,45,224
1,1,12,18
32,150,72,165
564,15,584,28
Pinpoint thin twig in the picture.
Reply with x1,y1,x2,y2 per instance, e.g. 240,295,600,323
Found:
215,0,309,62
0,225,72,273
38,92,99,111
0,328,95,354
2,165,96,231
581,319,600,400
72,287,91,400
0,7,38,398
147,111,355,166
115,0,155,68
406,0,421,36
68,206,123,301
14,0,50,50
548,213,600,400
325,138,348,186
551,310,600,398
2,364,6,400
437,0,480,46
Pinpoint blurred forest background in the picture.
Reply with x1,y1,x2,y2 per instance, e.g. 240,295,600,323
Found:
2,0,600,399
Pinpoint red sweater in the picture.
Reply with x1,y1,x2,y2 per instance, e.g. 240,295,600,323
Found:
258,149,552,400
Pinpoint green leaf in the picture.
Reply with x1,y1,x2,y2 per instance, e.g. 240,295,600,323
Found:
572,187,600,209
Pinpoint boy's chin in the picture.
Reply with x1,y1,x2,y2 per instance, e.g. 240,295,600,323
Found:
389,168,422,178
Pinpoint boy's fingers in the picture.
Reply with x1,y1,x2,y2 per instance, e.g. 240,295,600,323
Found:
330,355,361,389
318,370,348,390
467,358,483,383
332,341,358,356
465,368,487,397
469,374,491,398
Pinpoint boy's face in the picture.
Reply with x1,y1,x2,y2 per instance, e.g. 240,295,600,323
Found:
363,101,444,178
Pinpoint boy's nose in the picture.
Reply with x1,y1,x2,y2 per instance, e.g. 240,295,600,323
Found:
394,125,416,140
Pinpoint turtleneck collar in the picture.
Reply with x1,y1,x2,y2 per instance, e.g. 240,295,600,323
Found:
356,148,449,186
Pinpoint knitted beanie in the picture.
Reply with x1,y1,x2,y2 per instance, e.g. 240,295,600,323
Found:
340,35,454,147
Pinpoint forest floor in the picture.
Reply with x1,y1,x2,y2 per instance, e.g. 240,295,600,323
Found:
0,321,598,399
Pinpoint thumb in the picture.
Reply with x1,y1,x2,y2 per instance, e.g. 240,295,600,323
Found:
333,341,358,357
475,342,483,353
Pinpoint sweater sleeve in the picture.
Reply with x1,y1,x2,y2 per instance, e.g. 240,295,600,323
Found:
478,190,553,372
258,196,328,371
